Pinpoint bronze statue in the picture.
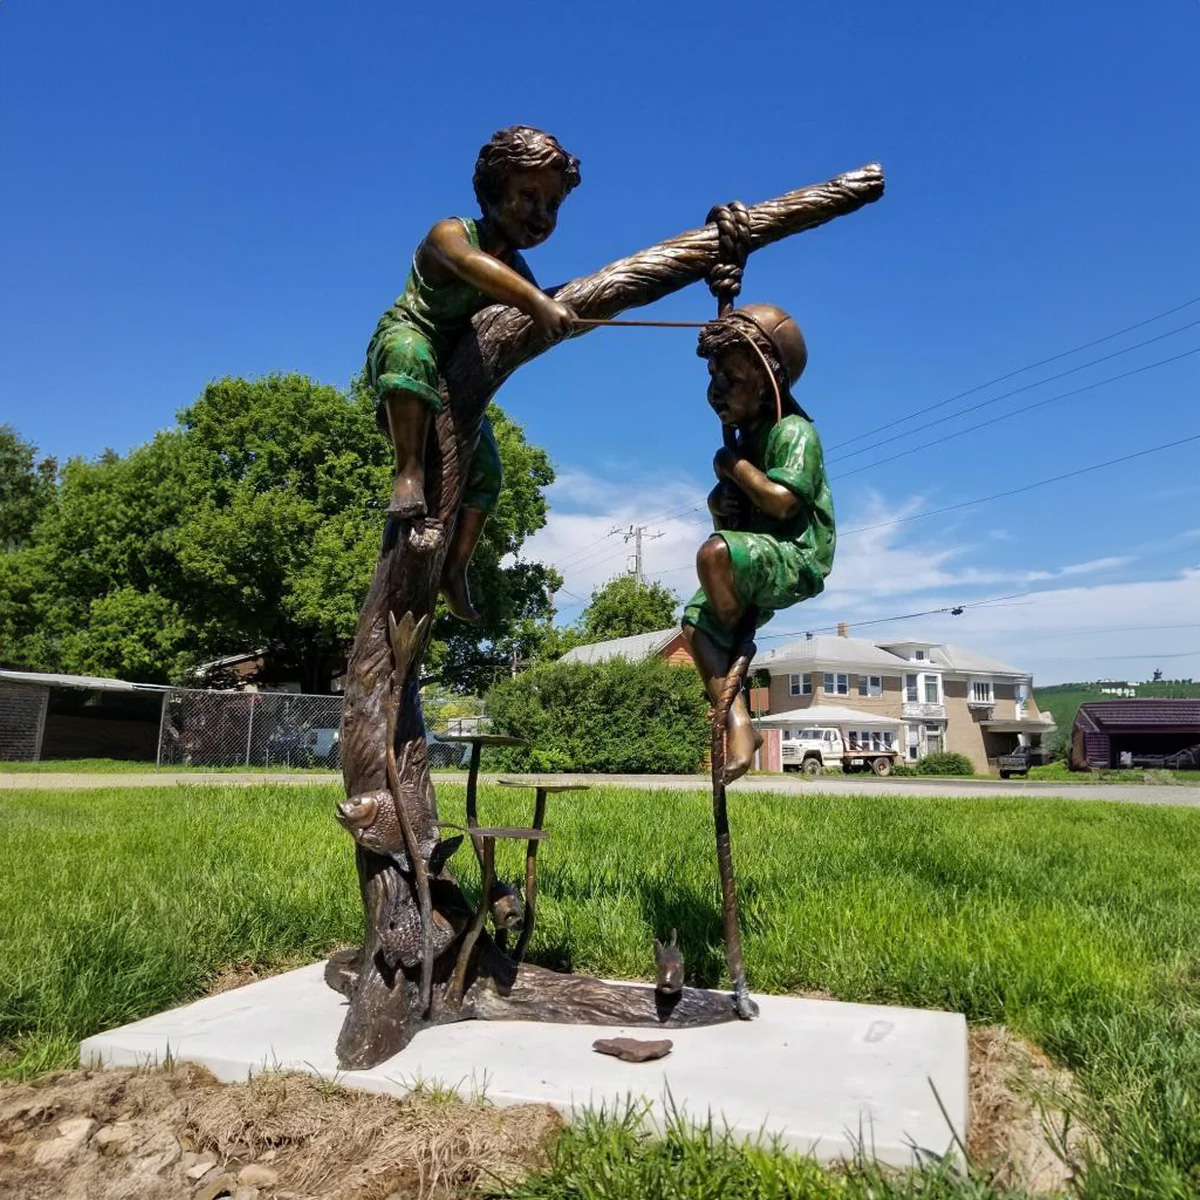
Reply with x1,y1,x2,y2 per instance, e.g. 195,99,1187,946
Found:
332,132,882,1070
365,126,580,621
682,304,836,782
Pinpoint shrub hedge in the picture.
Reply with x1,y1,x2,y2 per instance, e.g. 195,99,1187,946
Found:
484,658,709,774
914,751,974,776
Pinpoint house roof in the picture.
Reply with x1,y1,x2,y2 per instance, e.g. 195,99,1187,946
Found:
0,668,170,693
756,635,1028,677
753,635,912,673
558,627,682,666
755,703,904,728
924,644,1026,677
1074,699,1200,732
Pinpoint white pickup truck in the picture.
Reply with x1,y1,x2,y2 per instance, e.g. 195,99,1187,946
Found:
780,726,899,777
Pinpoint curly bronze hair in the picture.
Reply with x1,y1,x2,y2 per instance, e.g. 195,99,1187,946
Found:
472,126,582,211
696,315,788,398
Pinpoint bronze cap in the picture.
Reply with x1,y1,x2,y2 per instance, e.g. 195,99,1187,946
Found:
732,303,808,385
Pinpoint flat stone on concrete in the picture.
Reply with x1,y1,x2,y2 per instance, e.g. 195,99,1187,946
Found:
81,964,967,1168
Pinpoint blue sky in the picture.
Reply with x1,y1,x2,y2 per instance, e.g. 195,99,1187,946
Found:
2,0,1197,684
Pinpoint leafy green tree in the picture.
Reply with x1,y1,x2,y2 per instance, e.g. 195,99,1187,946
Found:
60,587,192,682
0,374,558,691
0,547,55,670
0,425,57,552
5,432,192,681
579,574,678,642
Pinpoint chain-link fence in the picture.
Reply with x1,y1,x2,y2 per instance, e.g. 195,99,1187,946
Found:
157,689,344,771
155,687,487,771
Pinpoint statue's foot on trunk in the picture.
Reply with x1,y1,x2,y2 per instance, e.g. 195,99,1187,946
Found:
388,471,427,518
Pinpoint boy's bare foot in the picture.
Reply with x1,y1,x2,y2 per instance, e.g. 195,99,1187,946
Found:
723,703,758,783
438,505,488,622
388,472,427,519
440,573,480,623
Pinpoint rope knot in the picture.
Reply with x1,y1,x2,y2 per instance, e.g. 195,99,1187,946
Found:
705,201,752,315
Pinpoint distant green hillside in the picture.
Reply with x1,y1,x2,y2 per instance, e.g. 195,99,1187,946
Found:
1034,681,1200,734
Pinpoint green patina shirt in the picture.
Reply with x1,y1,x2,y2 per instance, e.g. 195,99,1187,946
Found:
364,217,525,512
365,217,531,412
683,413,836,647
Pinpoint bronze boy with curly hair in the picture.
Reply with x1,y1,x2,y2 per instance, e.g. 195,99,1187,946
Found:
366,126,581,621
682,304,836,781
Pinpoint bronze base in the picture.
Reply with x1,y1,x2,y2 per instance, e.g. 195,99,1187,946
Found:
325,938,740,1071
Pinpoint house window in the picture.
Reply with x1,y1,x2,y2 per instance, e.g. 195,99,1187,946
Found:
924,675,940,704
858,675,882,697
906,674,919,702
971,680,993,703
823,672,848,695
789,673,812,697
914,649,925,661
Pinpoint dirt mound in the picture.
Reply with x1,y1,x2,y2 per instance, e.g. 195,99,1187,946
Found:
0,1064,562,1200
1,1023,1094,1198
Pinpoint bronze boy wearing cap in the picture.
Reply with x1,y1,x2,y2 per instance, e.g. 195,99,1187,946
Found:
682,304,836,782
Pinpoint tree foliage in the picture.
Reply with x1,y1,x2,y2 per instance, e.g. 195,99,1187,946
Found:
533,574,680,664
0,377,558,690
485,657,708,773
579,575,678,642
0,425,57,553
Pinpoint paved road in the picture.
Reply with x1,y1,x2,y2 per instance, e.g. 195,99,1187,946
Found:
2,769,1199,808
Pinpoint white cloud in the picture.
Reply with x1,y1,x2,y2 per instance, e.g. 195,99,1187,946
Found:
521,471,1200,683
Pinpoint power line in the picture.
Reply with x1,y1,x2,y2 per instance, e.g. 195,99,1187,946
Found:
753,591,1034,643
544,298,1200,578
619,524,665,584
831,347,1200,481
645,433,1199,578
825,294,1200,453
829,325,1199,468
839,433,1200,536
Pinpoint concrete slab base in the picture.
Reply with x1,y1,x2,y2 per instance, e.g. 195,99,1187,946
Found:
81,964,968,1168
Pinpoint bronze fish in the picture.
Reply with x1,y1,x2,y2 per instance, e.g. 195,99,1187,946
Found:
337,790,400,855
337,791,463,876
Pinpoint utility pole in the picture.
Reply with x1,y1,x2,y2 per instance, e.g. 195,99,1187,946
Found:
619,524,665,584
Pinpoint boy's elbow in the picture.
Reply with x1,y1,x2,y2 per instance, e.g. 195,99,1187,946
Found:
770,492,802,521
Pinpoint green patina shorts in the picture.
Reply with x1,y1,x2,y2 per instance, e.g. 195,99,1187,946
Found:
369,325,445,412
369,327,502,514
682,530,828,648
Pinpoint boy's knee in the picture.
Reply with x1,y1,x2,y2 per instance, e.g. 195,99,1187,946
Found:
696,535,730,577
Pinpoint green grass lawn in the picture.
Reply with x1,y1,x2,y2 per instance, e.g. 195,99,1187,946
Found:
1027,762,1200,785
0,757,338,773
2,782,1198,1198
